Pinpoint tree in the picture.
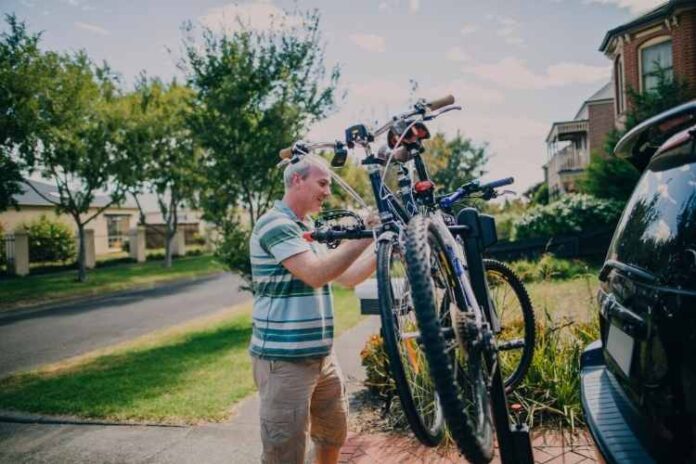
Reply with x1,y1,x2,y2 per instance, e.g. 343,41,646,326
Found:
3,17,137,281
580,67,695,202
0,15,49,212
523,181,549,206
120,77,201,267
424,132,488,194
181,9,339,284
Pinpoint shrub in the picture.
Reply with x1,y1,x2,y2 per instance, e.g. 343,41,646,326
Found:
22,215,76,263
508,254,593,283
512,194,623,240
508,308,599,430
215,221,252,291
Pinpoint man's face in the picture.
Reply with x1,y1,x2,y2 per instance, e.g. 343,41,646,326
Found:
295,165,332,214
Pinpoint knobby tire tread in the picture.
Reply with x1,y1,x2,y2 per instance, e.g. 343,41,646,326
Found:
377,240,444,446
404,215,493,464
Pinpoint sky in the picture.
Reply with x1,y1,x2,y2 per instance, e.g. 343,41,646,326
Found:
2,0,666,194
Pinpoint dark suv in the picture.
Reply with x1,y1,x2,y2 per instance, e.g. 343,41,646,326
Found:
581,101,696,464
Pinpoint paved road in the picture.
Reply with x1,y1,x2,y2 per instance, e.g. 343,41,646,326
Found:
0,273,251,379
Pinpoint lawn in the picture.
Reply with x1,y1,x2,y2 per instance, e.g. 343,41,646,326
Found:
0,254,225,310
0,286,365,423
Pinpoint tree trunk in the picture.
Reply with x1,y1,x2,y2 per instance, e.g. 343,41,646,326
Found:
76,222,87,282
164,222,174,268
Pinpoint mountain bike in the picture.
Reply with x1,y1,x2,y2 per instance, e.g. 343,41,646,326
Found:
279,95,534,462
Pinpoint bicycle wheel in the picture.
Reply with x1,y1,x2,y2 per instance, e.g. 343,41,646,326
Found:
377,239,444,446
483,259,535,394
404,215,494,464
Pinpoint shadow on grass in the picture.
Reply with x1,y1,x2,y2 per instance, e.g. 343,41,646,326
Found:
0,317,253,422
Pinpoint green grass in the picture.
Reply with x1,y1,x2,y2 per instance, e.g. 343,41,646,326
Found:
0,285,364,423
0,255,225,310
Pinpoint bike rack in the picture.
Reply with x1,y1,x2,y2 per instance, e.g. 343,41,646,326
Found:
453,208,535,464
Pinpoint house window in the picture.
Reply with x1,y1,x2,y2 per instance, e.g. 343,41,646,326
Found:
615,55,625,114
106,214,130,250
640,38,673,92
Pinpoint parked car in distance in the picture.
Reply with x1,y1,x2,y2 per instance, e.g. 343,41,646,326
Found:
581,101,696,464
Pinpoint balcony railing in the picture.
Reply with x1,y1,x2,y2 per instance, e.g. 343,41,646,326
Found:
546,120,589,143
547,145,589,194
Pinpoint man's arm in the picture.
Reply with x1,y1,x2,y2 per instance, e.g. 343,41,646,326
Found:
334,243,376,288
282,238,373,288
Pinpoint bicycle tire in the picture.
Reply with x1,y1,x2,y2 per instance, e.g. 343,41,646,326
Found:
404,215,494,463
483,259,536,394
376,239,444,446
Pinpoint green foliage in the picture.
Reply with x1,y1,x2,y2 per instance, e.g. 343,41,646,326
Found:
0,15,46,212
425,132,488,194
509,310,599,429
119,77,202,267
512,194,623,239
507,254,593,283
579,151,640,202
181,10,339,283
21,215,76,263
214,221,252,290
523,181,549,206
0,16,141,280
0,222,6,270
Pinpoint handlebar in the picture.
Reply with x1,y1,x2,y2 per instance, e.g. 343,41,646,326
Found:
426,94,455,111
278,141,344,161
302,228,374,244
439,176,515,209
374,94,458,138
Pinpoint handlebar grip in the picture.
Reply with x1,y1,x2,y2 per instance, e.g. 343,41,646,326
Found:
279,146,293,160
480,177,514,190
426,95,455,111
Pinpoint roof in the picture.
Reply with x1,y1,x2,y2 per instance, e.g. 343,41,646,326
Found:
599,0,696,52
573,81,614,120
14,179,138,209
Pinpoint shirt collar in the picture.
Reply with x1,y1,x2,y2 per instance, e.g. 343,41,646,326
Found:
274,200,306,226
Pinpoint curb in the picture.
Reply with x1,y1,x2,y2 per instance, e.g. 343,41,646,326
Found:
0,271,228,318
0,410,189,428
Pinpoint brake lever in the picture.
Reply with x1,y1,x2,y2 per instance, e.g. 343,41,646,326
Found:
423,105,462,121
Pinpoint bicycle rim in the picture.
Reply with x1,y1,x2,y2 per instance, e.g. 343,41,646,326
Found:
483,259,536,394
377,240,444,446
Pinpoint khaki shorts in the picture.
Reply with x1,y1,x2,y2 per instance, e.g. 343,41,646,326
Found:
252,352,348,464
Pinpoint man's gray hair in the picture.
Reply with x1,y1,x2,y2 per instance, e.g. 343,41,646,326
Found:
283,159,313,190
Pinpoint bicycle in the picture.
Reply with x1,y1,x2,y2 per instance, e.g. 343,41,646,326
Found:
279,95,534,462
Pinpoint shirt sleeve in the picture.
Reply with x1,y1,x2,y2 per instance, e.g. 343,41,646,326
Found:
259,219,312,263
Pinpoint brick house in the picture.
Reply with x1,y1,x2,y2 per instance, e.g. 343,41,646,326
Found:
545,0,696,196
544,82,615,196
600,0,696,121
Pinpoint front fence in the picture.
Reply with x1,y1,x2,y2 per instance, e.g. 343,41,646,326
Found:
485,227,615,262
1,234,15,274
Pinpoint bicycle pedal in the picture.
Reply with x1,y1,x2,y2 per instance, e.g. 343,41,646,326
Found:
498,339,525,351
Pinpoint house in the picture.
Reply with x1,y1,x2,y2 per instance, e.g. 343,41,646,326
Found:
545,0,696,196
544,82,615,196
142,207,207,248
600,0,696,121
0,179,139,256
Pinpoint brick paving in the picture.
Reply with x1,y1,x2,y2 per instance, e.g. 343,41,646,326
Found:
338,429,599,464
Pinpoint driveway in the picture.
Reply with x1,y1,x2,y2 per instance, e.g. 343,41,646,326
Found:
0,273,251,379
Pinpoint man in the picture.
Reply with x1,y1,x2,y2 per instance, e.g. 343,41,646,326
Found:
249,158,376,464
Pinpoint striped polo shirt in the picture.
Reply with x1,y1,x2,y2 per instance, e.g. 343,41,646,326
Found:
248,200,334,360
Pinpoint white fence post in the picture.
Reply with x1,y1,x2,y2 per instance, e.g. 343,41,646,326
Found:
11,232,30,277
129,226,146,263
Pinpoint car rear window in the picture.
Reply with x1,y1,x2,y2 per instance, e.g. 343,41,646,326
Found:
607,137,696,289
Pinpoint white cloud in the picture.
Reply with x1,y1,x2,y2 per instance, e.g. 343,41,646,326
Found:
491,16,525,46
446,46,469,62
200,2,301,34
349,33,386,53
350,78,411,103
460,24,478,35
74,21,109,36
465,57,610,89
378,2,389,11
584,0,663,14
409,0,420,12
